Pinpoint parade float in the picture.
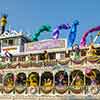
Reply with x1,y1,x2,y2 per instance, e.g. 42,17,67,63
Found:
0,16,100,100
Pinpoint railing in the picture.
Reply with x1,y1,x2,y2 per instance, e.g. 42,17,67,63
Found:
0,55,100,69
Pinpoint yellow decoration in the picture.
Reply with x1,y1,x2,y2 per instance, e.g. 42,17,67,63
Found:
44,79,52,87
74,79,83,89
0,16,7,26
97,32,100,36
87,43,96,56
86,71,96,80
7,78,14,88
28,74,38,88
42,78,53,93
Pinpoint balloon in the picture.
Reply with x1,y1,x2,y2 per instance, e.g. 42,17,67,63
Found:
32,24,52,42
68,20,79,47
52,24,70,39
80,26,100,47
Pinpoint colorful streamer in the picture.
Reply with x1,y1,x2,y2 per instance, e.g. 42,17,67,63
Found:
52,24,70,39
32,24,51,42
68,20,79,47
80,26,100,47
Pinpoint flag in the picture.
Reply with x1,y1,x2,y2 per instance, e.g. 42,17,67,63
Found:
5,51,13,59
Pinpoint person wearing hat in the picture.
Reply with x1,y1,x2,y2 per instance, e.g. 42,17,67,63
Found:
43,50,49,66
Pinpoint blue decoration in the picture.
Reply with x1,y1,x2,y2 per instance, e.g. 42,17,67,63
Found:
68,20,79,47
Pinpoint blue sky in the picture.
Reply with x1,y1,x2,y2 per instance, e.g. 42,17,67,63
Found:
0,0,100,45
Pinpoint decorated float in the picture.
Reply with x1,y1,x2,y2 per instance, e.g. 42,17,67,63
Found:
0,16,100,100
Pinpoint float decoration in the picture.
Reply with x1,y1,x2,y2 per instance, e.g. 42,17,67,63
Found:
80,26,100,47
70,44,80,60
52,24,70,39
87,43,96,57
70,70,84,94
41,72,53,94
68,20,79,47
0,14,7,35
85,68,97,86
55,71,68,94
85,68,100,95
86,43,100,63
70,44,85,64
15,72,26,94
4,73,14,93
27,72,39,94
32,24,52,42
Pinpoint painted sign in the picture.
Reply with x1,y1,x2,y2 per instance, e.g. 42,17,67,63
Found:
41,72,53,93
55,71,68,94
25,39,66,52
15,72,26,93
27,72,39,94
4,73,14,93
70,70,84,94
0,69,99,94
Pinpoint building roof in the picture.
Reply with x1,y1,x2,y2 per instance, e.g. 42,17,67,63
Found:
0,30,31,41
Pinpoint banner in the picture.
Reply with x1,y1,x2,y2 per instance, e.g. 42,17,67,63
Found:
25,39,66,52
